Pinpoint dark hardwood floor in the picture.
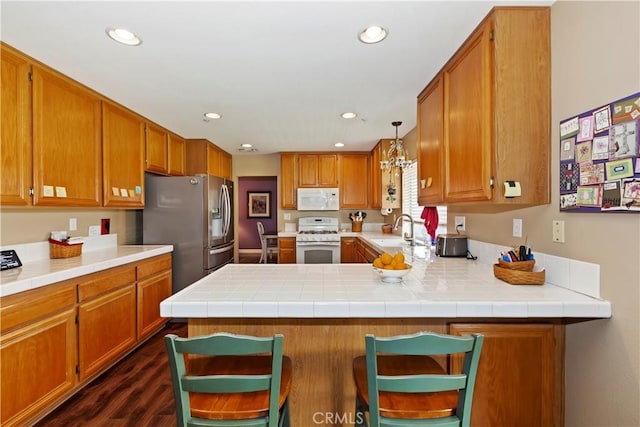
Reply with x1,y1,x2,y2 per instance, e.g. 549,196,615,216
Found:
36,321,187,427
37,253,266,426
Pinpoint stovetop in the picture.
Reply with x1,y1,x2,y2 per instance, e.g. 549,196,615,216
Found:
298,230,338,234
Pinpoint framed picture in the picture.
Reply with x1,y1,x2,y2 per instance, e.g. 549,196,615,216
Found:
247,191,271,218
593,105,611,134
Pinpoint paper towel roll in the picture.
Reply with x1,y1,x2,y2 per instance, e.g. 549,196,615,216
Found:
380,207,392,216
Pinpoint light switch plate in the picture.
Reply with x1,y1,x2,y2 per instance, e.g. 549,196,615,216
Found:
69,218,77,231
513,218,523,238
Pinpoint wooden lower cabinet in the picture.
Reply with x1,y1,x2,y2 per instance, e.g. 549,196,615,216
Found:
355,238,380,263
341,237,357,263
78,284,136,380
278,237,296,264
450,323,564,427
0,309,76,427
137,270,171,339
0,254,172,426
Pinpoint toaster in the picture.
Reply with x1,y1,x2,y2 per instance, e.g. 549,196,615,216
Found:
435,234,468,257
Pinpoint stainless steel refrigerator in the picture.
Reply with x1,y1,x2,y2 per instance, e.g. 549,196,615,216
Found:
143,173,234,294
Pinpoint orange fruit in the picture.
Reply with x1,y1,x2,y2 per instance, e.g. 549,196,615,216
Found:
396,262,408,270
380,252,392,265
393,252,405,264
373,258,383,268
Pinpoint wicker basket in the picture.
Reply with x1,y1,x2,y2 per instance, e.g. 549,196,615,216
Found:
49,239,83,259
493,264,545,285
497,259,535,271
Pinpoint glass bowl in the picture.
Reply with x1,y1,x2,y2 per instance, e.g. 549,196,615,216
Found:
372,264,412,283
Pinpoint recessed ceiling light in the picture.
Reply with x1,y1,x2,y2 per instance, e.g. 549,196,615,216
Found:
204,112,222,119
341,112,357,119
241,143,253,148
358,25,388,44
106,27,142,46
335,142,345,148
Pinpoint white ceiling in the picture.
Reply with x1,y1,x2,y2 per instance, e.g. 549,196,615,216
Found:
1,1,551,155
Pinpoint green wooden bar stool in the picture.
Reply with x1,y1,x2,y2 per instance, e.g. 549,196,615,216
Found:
165,332,292,427
352,331,483,427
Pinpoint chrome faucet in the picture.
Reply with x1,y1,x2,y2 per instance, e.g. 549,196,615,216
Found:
393,214,415,246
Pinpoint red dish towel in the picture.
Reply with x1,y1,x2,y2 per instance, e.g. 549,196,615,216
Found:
421,207,439,242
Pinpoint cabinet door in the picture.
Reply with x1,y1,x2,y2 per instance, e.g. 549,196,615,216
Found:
278,237,296,264
317,154,338,186
0,309,76,427
137,270,171,339
417,75,445,205
220,150,232,180
32,65,102,206
443,22,493,202
145,122,168,174
102,102,145,207
207,145,222,177
168,133,185,176
340,153,368,208
78,285,136,380
450,323,563,427
280,153,297,209
340,237,357,263
298,154,319,187
370,142,382,209
0,46,31,206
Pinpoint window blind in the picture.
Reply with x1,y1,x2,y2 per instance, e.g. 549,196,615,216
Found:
401,162,447,242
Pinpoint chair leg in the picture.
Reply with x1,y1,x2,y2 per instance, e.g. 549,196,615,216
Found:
279,398,290,427
355,395,368,427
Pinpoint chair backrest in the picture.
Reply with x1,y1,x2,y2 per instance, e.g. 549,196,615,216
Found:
165,332,285,427
257,221,265,238
365,331,483,427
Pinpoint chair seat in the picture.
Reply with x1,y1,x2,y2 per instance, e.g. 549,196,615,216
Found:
188,355,293,420
353,354,458,419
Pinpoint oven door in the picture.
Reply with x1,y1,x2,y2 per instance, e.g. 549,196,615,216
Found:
296,241,340,264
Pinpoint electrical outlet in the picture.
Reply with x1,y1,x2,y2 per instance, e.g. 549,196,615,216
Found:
454,216,466,232
88,225,101,236
69,218,77,231
283,213,291,220
552,220,565,243
512,218,523,238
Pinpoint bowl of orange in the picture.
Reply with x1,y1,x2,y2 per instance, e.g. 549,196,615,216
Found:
372,251,412,283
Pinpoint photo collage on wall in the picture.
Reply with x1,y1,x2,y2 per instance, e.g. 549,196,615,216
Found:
559,92,640,212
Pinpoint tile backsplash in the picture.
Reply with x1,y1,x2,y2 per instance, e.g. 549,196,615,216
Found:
468,239,601,299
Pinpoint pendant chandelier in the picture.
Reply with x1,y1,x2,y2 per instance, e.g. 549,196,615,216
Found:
380,121,411,176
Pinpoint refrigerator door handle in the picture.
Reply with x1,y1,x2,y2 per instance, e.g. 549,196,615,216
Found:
222,184,231,237
209,244,234,255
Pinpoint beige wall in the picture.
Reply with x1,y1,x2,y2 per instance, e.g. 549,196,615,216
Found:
450,2,639,425
0,208,139,246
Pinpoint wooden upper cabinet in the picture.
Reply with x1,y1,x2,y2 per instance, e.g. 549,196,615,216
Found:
0,45,31,206
185,138,232,179
32,65,102,207
369,143,382,209
444,20,493,203
339,153,369,208
219,151,232,180
298,154,338,187
145,122,169,175
280,153,297,209
417,75,444,206
420,7,550,210
168,133,185,176
102,102,145,208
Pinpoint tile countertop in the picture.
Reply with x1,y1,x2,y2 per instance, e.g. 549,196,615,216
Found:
0,239,173,297
160,258,612,320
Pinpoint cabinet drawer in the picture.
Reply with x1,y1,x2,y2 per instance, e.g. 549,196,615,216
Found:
137,254,171,280
78,265,136,302
0,281,76,333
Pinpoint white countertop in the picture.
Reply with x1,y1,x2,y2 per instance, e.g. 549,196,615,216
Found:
159,259,612,320
0,243,173,297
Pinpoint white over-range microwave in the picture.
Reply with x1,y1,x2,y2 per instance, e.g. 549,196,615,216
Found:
297,188,339,211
